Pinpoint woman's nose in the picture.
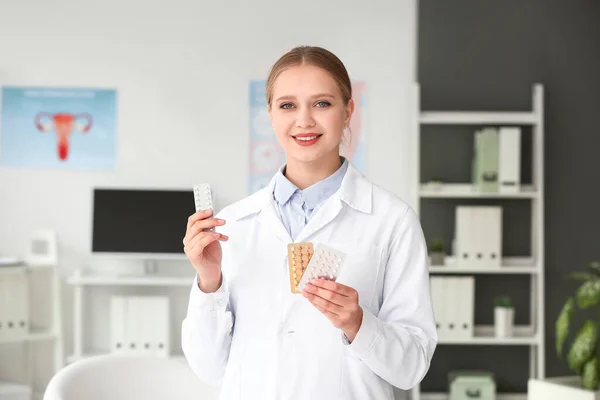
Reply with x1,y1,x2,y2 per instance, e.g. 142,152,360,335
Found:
296,108,316,129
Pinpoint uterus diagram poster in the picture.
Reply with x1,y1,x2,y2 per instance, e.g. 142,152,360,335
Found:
0,86,117,170
248,80,366,195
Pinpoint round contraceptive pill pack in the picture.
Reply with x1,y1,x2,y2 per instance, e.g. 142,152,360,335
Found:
294,243,346,293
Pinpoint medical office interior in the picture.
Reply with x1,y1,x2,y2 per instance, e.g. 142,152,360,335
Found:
0,0,599,399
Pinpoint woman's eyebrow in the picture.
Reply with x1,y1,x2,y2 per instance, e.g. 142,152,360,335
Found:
275,93,336,102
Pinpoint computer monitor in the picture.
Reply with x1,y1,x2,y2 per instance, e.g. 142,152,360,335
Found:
91,188,195,260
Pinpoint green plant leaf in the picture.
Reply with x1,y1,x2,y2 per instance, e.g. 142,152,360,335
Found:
588,261,600,276
576,280,600,309
567,320,598,373
494,296,512,308
582,355,600,391
556,297,574,357
569,272,598,281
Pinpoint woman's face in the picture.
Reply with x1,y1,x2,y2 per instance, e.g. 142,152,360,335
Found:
269,64,353,165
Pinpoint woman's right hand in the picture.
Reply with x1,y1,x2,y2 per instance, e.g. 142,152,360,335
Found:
183,209,228,292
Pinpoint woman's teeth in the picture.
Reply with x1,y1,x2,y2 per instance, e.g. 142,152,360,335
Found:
297,136,318,141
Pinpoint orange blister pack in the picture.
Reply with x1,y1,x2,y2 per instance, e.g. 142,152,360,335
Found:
287,242,314,294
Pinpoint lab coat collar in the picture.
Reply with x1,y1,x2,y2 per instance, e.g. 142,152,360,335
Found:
233,161,372,222
336,161,372,214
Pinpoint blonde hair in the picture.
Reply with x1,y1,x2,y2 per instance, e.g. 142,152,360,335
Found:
265,46,352,108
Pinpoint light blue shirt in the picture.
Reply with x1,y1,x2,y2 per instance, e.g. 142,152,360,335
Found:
273,157,348,241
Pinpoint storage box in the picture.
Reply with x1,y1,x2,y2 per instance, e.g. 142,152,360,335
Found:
528,377,600,400
449,371,496,400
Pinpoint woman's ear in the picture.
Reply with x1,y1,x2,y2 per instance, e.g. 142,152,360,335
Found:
344,98,355,127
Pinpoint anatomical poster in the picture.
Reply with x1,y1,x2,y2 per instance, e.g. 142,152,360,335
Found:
248,80,366,195
0,86,117,170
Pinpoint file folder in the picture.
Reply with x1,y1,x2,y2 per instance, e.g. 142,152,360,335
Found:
499,127,521,193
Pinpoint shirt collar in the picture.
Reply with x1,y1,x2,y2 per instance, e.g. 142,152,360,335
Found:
232,160,372,221
272,166,298,206
273,157,349,210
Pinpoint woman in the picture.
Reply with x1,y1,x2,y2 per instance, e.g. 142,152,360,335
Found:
181,46,437,400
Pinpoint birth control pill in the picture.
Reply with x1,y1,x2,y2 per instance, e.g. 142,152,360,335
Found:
287,242,314,294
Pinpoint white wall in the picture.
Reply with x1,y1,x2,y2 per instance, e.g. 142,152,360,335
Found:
0,0,416,396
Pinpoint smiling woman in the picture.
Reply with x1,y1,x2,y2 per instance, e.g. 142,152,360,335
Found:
265,48,354,189
181,45,437,400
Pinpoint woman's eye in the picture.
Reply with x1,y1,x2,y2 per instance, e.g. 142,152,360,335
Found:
315,101,331,107
280,103,293,109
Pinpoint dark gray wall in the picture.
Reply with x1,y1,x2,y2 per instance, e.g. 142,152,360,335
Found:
418,0,600,393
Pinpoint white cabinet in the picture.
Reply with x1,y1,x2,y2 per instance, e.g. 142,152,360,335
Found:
0,263,63,400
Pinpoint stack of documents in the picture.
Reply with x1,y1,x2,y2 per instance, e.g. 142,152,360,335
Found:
0,273,29,340
430,276,475,341
455,206,502,269
472,127,521,193
110,295,170,357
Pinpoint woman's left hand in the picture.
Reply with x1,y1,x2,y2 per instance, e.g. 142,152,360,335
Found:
302,278,363,343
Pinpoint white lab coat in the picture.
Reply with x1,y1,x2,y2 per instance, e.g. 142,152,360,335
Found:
182,163,437,400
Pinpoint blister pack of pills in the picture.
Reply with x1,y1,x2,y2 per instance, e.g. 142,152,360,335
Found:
295,243,346,292
193,183,214,231
287,242,314,294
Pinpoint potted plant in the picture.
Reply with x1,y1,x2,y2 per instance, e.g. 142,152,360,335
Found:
427,177,443,191
528,261,600,400
494,295,514,338
429,239,445,266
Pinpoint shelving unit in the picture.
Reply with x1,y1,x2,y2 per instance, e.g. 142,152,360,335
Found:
0,263,63,400
409,83,545,400
66,268,194,363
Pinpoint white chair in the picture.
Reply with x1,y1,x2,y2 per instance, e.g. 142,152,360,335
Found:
43,354,220,400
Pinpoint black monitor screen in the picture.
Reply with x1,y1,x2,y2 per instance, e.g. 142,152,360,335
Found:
92,188,195,255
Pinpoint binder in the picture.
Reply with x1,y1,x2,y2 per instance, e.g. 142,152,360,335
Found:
0,277,7,340
110,296,126,353
455,206,477,269
430,277,445,340
153,296,170,357
140,297,155,355
15,273,29,337
445,277,460,340
499,127,521,193
475,206,502,268
473,128,499,192
456,277,475,339
124,296,139,353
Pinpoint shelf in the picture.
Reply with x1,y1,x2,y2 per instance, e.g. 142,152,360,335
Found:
420,393,526,400
0,381,31,396
419,183,538,199
0,329,57,344
429,266,538,274
0,264,55,275
67,352,186,364
420,111,538,125
67,273,193,287
438,325,539,345
429,256,538,274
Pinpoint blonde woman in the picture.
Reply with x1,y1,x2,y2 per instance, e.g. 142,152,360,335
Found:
182,46,437,400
